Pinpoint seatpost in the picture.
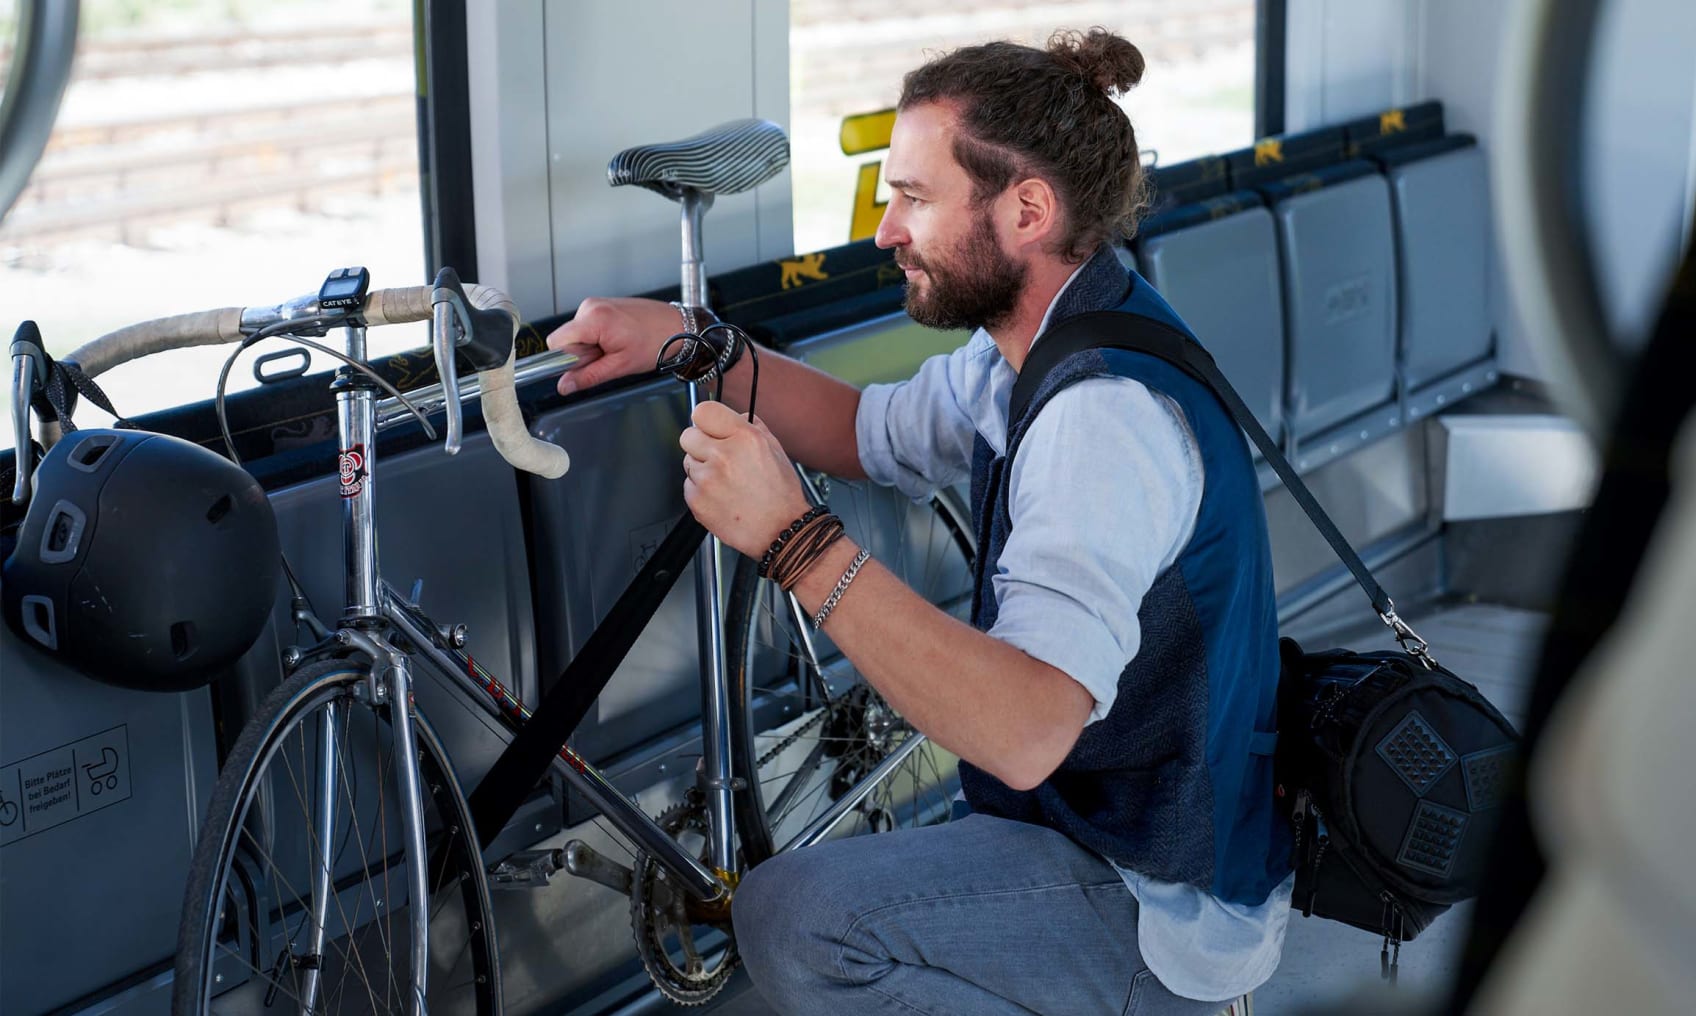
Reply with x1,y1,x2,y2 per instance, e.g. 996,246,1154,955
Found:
678,188,712,307
679,185,738,877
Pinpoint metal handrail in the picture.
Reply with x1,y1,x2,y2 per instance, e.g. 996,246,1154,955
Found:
1492,0,1624,442
0,1,79,224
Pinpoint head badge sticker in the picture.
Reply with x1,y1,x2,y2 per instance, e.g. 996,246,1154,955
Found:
338,445,367,498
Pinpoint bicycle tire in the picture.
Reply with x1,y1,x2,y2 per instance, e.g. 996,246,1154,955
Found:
173,659,500,1015
727,479,976,865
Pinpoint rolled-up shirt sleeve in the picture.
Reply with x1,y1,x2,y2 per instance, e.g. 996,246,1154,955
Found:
988,376,1204,724
855,341,985,499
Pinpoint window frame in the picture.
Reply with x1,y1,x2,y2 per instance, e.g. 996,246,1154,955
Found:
420,0,479,281
1256,0,1289,137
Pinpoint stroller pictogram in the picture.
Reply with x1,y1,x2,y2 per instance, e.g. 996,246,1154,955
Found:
0,787,17,827
83,747,120,795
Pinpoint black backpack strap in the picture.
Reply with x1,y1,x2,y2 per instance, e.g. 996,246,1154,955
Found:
1015,310,1402,625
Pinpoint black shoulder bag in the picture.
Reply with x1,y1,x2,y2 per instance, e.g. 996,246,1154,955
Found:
1015,310,1521,983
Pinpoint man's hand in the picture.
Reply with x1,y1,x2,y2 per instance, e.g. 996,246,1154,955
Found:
547,297,684,396
680,402,814,559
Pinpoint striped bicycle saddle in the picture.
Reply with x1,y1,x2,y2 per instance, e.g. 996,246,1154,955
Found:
606,118,789,198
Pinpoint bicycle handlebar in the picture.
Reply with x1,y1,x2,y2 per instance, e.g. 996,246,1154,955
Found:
53,281,570,479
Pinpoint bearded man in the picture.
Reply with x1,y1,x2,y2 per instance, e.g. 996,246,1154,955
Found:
547,28,1293,1015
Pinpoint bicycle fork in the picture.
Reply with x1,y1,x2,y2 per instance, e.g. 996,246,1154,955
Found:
286,323,435,1016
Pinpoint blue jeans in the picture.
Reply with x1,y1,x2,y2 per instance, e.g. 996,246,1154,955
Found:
732,814,1229,1015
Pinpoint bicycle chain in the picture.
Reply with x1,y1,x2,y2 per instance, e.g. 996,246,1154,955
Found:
753,703,830,769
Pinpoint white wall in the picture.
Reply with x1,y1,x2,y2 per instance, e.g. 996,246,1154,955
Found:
467,1,793,322
1286,0,1696,379
1283,0,1421,130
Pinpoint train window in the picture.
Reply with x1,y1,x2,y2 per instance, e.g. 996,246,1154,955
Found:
0,0,425,449
788,0,1261,255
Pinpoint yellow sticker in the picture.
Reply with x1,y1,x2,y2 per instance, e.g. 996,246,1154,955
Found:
850,161,887,242
779,252,830,289
840,108,897,156
1253,138,1284,167
1380,109,1407,134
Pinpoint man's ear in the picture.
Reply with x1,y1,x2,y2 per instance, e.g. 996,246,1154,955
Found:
1006,176,1062,252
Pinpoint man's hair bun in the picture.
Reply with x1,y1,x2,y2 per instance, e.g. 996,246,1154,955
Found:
1047,28,1145,96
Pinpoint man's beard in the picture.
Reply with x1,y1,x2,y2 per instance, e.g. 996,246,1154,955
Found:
899,215,1027,332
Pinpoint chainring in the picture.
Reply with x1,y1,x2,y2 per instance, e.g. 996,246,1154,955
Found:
630,796,738,1006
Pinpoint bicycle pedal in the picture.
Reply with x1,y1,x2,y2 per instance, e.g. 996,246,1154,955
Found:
561,839,636,898
488,848,566,891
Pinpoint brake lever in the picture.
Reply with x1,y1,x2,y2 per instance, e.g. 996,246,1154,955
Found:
10,321,47,505
429,268,475,455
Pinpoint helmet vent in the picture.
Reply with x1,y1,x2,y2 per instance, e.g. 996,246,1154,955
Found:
171,621,197,660
38,499,87,564
206,495,233,524
68,434,119,472
47,511,77,553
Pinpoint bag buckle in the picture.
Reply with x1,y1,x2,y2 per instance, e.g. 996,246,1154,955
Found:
1378,602,1438,670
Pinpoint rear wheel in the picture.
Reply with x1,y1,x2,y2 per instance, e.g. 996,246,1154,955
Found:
727,478,976,865
173,659,499,1015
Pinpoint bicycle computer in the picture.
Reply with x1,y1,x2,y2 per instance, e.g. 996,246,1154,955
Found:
319,266,371,310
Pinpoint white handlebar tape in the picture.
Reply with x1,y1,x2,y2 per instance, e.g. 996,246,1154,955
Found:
465,283,570,479
361,285,432,326
70,307,245,378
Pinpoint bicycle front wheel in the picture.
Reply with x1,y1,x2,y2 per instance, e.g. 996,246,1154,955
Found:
174,659,499,1015
728,479,976,864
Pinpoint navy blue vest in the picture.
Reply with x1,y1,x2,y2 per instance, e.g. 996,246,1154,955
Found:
959,249,1292,905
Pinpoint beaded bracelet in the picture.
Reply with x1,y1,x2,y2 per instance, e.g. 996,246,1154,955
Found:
758,505,829,578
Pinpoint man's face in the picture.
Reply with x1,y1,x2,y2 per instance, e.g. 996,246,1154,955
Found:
875,102,1027,331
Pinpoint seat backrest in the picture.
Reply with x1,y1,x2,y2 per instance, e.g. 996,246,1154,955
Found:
527,383,701,778
265,431,542,785
1381,137,1493,389
1342,100,1446,160
1264,162,1400,439
1137,193,1285,446
0,630,220,1014
1226,125,1348,191
1148,154,1233,212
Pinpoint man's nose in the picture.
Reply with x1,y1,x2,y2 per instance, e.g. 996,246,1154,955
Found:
873,204,905,250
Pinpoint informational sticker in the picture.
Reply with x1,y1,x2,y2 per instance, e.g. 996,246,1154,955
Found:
0,725,132,847
629,519,675,576
338,444,368,498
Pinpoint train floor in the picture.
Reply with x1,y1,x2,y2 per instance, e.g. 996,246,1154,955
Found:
572,602,1547,1016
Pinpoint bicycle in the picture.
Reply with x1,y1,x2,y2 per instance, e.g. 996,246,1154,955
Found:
7,118,974,1014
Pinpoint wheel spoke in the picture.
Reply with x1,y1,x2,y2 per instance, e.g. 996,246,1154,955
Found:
177,663,499,1014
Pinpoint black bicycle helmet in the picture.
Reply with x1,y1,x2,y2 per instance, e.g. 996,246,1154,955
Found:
2,429,281,691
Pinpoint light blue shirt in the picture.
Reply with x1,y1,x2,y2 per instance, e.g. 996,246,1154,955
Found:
854,266,1294,1001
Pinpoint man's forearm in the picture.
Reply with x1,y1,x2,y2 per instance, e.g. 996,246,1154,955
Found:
717,346,866,480
787,540,1094,791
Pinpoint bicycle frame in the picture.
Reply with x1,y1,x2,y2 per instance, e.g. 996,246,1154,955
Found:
312,313,933,912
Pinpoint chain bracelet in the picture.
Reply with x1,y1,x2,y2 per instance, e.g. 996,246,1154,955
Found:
812,547,870,630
